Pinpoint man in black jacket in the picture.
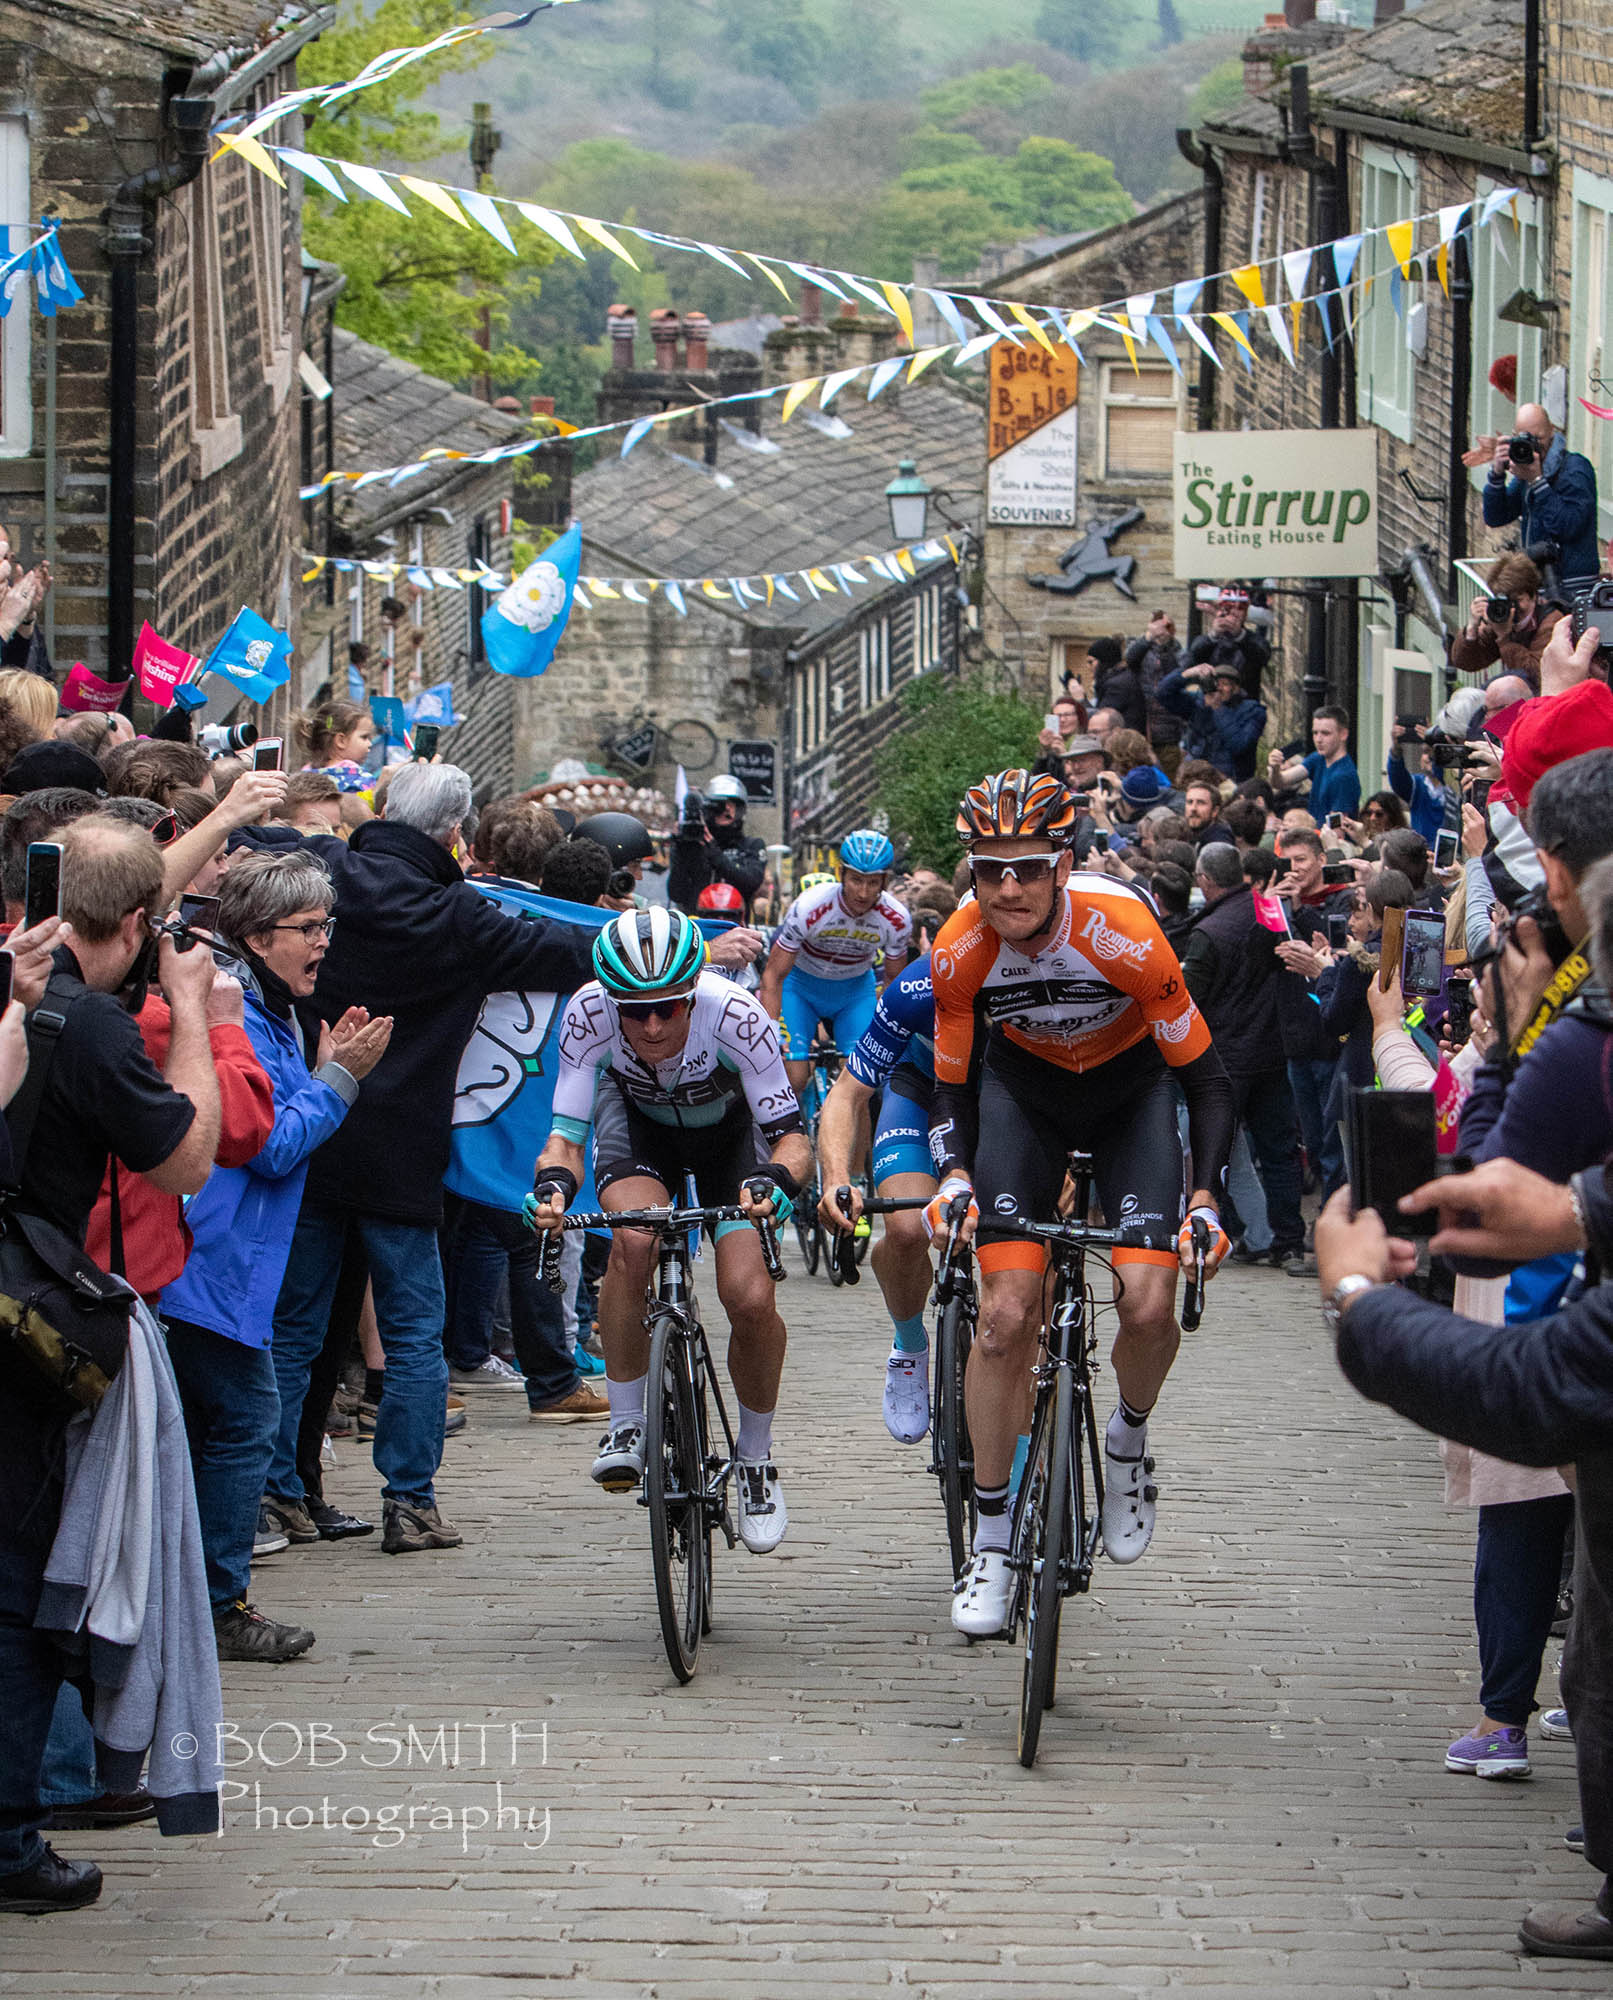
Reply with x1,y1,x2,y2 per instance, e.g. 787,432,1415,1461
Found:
1181,843,1305,1264
667,775,767,916
1186,585,1270,700
1319,1157,1613,1960
263,764,594,1557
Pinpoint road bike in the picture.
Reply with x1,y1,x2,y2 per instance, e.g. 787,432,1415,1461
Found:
1003,1171,1208,1767
792,1044,872,1283
593,707,719,779
540,1200,786,1683
929,1191,977,1584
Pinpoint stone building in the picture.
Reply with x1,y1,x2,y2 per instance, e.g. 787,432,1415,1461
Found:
0,0,328,681
1188,0,1559,775
976,191,1207,704
531,304,981,867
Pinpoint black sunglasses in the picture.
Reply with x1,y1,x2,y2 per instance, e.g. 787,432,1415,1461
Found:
618,995,694,1024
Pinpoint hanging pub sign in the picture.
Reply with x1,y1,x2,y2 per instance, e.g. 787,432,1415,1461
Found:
986,342,1081,528
1173,428,1379,579
727,739,777,805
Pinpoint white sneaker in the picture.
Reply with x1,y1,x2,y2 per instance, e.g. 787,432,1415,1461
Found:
1102,1446,1157,1564
882,1350,931,1443
1540,1707,1574,1740
591,1423,645,1492
252,1529,289,1558
735,1459,788,1553
951,1549,1015,1635
452,1354,524,1388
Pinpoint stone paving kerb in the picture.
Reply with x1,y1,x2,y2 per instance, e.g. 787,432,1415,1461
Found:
0,1249,1604,1997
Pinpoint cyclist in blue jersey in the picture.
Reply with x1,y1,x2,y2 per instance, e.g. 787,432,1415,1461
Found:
759,831,912,1095
815,954,938,1443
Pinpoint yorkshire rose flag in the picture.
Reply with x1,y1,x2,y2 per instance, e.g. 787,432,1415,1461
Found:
480,523,580,678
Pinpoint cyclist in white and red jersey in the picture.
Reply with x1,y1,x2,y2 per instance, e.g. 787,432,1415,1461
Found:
925,769,1235,1635
758,829,912,1091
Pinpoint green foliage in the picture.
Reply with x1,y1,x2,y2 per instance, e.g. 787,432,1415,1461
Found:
919,64,1051,129
300,0,489,162
873,669,1044,874
1187,58,1247,129
1034,0,1137,66
717,0,832,108
897,135,1131,238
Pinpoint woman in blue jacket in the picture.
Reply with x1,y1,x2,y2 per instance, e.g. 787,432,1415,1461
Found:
159,852,392,1664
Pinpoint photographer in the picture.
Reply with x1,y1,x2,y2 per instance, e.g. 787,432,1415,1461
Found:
1386,721,1457,845
1154,660,1268,782
1185,584,1270,701
1451,553,1564,687
667,775,766,918
1479,404,1600,590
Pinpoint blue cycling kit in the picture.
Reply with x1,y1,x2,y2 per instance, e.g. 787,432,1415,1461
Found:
846,955,937,1184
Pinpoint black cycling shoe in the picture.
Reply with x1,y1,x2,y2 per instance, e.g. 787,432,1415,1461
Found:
305,1497,375,1540
0,1844,103,1913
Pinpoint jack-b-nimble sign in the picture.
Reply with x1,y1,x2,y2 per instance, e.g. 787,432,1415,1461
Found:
1172,429,1379,579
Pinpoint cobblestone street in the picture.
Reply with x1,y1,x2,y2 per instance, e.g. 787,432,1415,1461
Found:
0,1249,1603,1997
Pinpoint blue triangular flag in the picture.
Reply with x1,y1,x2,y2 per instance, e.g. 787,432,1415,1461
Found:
480,523,580,678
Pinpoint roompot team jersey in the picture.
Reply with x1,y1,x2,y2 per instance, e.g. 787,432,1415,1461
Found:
775,882,912,982
930,875,1211,1084
550,970,803,1138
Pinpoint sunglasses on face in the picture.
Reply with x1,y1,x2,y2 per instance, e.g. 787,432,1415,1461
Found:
618,995,694,1025
970,852,1062,887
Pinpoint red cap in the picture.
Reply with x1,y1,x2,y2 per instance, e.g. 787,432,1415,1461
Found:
696,882,743,914
1502,678,1613,812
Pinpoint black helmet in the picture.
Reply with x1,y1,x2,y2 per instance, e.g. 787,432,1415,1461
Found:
572,811,654,868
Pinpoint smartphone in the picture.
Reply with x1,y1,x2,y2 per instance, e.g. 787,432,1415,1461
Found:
1044,712,1060,734
1401,907,1448,1000
1326,811,1344,831
0,949,14,1011
1069,792,1092,812
1092,832,1110,854
23,841,62,930
1432,825,1460,870
1322,862,1355,886
1445,979,1475,1045
1326,911,1349,950
179,892,221,936
1378,905,1405,990
412,722,440,762
253,738,284,772
1349,1088,1440,1235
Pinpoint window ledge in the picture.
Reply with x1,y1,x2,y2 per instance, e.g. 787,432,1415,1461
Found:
191,414,243,483
265,337,294,412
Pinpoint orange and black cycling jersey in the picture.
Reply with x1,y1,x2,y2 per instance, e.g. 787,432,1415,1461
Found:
930,875,1211,1084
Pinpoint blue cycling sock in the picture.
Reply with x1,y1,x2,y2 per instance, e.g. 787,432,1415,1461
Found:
891,1312,928,1356
1009,1431,1030,1494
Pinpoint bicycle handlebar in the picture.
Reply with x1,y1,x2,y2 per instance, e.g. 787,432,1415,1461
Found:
1179,1215,1210,1334
536,1202,786,1292
1003,1213,1148,1250
828,1187,930,1285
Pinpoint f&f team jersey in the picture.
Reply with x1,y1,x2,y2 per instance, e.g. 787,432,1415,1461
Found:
775,882,912,982
929,876,1211,1084
551,971,804,1138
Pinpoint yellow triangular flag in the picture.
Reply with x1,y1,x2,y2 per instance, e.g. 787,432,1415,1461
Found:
1290,298,1304,346
1209,312,1254,355
1120,327,1140,372
806,568,834,591
1066,309,1098,339
398,176,470,227
702,579,732,599
1230,264,1266,310
585,577,619,599
216,132,286,186
906,345,949,381
896,549,917,577
1386,219,1415,277
781,377,818,422
1008,302,1055,355
747,254,793,301
764,575,775,605
301,558,326,582
1436,240,1450,294
880,281,915,345
572,215,638,267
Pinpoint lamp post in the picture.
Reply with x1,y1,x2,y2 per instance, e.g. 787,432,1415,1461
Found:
885,458,932,544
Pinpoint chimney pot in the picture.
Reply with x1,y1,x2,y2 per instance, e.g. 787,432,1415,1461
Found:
683,308,711,371
649,307,682,371
840,301,860,318
530,395,554,416
800,281,822,325
606,305,637,371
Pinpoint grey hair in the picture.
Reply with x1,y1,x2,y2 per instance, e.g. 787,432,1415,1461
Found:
219,851,334,945
1586,853,1613,994
98,796,170,832
1196,841,1243,890
385,761,475,844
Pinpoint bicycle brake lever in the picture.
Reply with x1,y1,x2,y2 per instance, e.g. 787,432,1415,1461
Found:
539,1226,565,1295
1179,1216,1210,1332
757,1215,786,1284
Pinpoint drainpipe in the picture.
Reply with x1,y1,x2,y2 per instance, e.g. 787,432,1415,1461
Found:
104,91,215,678
1525,0,1542,150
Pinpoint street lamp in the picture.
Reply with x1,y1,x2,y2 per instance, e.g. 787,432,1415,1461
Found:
885,458,932,543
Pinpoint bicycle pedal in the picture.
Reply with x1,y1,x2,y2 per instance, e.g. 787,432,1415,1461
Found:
595,1472,639,1496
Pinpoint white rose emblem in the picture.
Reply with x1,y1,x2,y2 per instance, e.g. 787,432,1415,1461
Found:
497,560,566,634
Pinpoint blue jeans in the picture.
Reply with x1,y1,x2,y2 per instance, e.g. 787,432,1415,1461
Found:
38,1685,96,1808
1225,1129,1271,1252
1287,1055,1345,1195
163,1317,281,1611
444,1197,578,1408
268,1201,448,1508
1475,1493,1575,1726
1232,1069,1305,1256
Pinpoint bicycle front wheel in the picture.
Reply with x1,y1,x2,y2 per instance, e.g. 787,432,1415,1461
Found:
664,718,719,772
646,1312,709,1683
1017,1366,1073,1767
794,1199,821,1275
934,1296,975,1582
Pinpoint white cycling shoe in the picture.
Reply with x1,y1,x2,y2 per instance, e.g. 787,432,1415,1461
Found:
736,1459,788,1553
882,1350,931,1443
1101,1446,1158,1564
951,1549,1015,1635
591,1424,645,1493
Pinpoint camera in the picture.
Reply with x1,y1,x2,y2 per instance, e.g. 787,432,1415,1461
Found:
1506,432,1539,466
1427,742,1487,769
1570,576,1613,657
199,721,258,756
679,789,705,829
1485,594,1514,622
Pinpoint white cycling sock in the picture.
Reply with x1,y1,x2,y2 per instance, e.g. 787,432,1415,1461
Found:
1105,1400,1149,1460
973,1482,1013,1554
606,1373,648,1428
736,1401,774,1462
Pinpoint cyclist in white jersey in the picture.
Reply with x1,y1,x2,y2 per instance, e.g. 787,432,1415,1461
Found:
526,908,811,1552
758,829,913,1092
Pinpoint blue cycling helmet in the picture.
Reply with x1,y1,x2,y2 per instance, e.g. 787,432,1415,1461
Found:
839,829,894,875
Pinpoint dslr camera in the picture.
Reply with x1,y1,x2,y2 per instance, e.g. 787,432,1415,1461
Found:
199,721,258,756
1421,725,1486,771
1485,594,1514,623
678,788,705,831
1570,576,1613,659
1506,431,1540,466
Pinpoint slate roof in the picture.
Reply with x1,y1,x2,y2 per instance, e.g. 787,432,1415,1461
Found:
574,375,984,642
9,0,309,64
329,329,526,537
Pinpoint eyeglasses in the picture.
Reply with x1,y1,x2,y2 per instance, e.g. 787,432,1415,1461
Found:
970,852,1063,887
269,918,337,944
152,812,180,846
618,995,694,1024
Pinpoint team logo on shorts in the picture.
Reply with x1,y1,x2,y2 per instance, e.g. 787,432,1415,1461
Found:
994,1193,1017,1214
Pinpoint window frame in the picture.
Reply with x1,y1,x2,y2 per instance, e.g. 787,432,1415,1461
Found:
1571,165,1613,545
795,653,830,757
246,82,294,407
1356,143,1418,447
912,582,942,674
1098,358,1182,481
858,615,891,709
0,119,30,459
1470,179,1545,484
186,161,242,479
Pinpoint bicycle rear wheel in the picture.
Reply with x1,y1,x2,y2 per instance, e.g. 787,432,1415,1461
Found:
934,1296,975,1582
665,718,719,772
1017,1366,1073,1768
794,1200,821,1275
646,1312,709,1683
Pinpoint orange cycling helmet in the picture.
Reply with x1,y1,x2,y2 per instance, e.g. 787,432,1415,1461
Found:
956,768,1078,845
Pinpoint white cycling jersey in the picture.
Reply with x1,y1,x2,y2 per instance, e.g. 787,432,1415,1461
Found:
551,971,803,1135
775,881,912,982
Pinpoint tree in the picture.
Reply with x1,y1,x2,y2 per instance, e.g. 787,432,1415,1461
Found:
1158,0,1184,46
874,669,1044,873
897,135,1131,239
1035,0,1136,67
716,0,831,110
919,64,1052,131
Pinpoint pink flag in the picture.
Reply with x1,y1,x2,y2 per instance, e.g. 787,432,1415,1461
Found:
1433,1054,1465,1155
1251,888,1291,936
133,622,200,709
60,661,128,714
